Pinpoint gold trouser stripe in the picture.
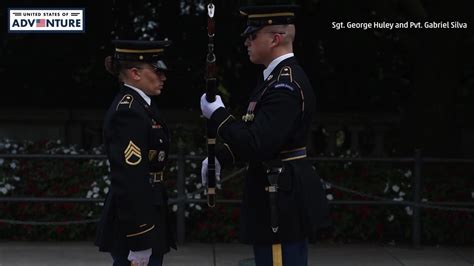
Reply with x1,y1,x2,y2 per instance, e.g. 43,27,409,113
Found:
249,12,294,18
208,138,216,144
272,244,283,266
115,48,164,53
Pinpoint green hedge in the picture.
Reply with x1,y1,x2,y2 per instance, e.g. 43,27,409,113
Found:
0,139,473,244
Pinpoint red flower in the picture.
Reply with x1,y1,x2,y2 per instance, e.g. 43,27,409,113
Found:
231,208,240,222
376,223,384,238
197,222,207,231
360,169,369,178
62,203,73,210
228,229,237,238
359,206,369,219
55,226,64,234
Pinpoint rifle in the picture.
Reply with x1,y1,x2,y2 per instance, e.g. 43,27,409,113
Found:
205,1,217,208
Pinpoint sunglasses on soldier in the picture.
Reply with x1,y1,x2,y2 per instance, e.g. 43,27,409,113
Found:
135,65,166,75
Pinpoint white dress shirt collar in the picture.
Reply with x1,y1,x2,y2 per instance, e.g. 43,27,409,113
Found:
123,83,151,106
263,53,294,81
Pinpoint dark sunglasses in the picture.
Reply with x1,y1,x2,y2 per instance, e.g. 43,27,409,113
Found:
135,66,165,74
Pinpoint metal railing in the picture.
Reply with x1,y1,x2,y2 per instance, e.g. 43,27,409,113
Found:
0,148,473,247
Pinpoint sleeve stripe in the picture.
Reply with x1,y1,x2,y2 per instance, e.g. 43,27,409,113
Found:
294,80,304,112
126,224,155,238
217,115,234,137
224,143,236,164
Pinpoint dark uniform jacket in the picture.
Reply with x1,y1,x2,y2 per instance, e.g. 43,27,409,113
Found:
210,57,330,244
95,85,176,255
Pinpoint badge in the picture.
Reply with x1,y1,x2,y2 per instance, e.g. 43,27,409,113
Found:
158,151,166,162
151,119,162,129
242,101,257,122
148,150,157,161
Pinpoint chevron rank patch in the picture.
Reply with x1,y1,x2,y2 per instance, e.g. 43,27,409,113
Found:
124,140,142,165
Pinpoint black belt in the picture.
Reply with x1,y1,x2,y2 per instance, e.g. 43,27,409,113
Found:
279,147,307,161
149,171,164,183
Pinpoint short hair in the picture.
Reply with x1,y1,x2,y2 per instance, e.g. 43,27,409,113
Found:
104,56,146,78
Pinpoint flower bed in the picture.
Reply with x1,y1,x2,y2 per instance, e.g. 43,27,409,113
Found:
0,139,473,244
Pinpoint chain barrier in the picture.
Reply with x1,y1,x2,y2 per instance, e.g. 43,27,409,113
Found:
322,180,474,213
1,157,473,226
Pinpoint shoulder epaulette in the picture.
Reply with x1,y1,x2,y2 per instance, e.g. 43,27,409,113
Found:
271,66,297,92
277,66,293,83
116,94,134,110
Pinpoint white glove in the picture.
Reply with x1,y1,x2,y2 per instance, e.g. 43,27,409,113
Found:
128,248,152,266
201,157,221,186
200,93,225,119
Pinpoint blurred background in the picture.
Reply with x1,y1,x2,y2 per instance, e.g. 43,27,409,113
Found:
0,0,473,247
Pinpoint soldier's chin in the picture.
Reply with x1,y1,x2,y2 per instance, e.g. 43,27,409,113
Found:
150,88,161,96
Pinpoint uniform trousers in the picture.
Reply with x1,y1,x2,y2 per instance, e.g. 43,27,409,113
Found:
253,239,308,266
111,251,163,266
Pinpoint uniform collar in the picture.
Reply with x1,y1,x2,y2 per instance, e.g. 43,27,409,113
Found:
123,83,151,106
263,53,294,80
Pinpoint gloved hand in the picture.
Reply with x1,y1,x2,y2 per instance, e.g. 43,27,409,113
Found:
201,157,221,186
200,93,225,119
128,248,152,266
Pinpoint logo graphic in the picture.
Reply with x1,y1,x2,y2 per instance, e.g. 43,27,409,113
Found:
36,19,46,27
8,8,85,33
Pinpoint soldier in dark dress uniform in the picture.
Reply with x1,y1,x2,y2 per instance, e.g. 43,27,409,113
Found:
200,5,330,266
95,40,176,266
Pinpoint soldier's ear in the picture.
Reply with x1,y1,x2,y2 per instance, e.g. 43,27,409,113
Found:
129,68,141,80
273,33,283,44
270,34,280,46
